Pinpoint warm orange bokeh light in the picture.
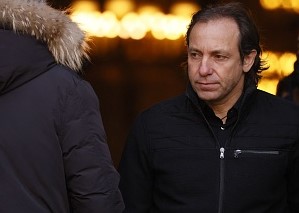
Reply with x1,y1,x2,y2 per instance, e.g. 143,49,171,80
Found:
70,0,297,95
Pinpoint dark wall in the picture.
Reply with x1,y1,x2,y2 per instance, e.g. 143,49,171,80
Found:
84,37,188,166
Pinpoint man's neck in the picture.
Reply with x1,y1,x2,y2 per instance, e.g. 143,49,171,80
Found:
207,89,243,120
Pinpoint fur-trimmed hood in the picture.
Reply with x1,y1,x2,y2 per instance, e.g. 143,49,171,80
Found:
0,0,89,71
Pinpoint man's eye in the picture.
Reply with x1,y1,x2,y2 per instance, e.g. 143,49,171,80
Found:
215,55,227,60
189,52,200,58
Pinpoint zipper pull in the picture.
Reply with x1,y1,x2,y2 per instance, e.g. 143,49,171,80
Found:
220,147,225,159
234,149,242,158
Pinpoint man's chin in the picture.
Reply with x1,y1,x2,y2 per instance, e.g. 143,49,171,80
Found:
197,91,219,102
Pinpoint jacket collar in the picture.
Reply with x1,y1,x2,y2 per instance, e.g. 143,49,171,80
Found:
0,29,56,94
185,82,257,117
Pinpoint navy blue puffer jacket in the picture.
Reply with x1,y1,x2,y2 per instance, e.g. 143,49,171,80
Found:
0,1,124,212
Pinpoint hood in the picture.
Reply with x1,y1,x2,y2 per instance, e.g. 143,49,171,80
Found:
0,0,89,71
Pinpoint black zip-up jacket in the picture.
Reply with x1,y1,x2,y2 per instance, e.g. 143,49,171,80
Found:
119,84,299,213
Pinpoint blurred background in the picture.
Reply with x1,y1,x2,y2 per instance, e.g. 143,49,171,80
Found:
50,0,299,166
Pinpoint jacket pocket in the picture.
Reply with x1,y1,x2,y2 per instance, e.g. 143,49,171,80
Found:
234,149,280,158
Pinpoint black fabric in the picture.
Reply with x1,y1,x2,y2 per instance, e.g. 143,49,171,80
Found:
119,84,299,213
0,30,124,212
0,29,56,94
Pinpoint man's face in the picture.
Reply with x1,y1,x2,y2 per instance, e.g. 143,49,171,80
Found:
187,18,255,107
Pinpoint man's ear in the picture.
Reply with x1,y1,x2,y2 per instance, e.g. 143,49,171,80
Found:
243,50,257,73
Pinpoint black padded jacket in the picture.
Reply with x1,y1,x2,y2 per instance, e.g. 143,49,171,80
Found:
0,0,124,211
119,84,299,213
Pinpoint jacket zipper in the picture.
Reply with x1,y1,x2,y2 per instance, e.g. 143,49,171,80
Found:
199,112,225,213
187,94,228,213
234,149,279,158
218,147,225,213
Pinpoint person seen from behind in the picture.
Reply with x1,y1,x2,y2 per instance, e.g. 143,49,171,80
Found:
0,0,124,212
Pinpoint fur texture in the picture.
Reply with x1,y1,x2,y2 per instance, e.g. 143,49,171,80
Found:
0,0,89,71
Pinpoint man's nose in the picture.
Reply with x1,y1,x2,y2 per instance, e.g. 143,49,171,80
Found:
198,57,212,76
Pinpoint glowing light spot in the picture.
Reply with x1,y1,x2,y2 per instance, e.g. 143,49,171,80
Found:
121,12,147,40
279,52,297,76
260,0,282,10
258,79,280,95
